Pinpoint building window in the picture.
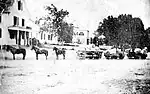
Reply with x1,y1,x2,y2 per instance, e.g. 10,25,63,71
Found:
48,35,51,40
0,28,2,38
14,16,19,26
22,31,25,39
0,15,1,23
18,0,23,10
44,34,45,40
41,33,43,40
22,19,25,26
9,30,17,39
51,34,53,40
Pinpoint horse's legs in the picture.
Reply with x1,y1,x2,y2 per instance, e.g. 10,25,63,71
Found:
23,54,25,60
13,54,15,60
23,50,26,60
45,52,48,60
23,53,26,60
56,55,58,60
63,54,65,59
45,54,47,60
36,54,38,60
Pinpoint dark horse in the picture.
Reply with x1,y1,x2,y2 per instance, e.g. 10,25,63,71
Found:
53,47,66,60
31,46,48,60
5,45,26,60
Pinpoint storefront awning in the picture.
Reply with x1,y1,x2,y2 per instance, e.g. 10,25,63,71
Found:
8,26,32,32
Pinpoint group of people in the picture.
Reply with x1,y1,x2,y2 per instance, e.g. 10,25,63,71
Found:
77,44,149,60
103,47,148,59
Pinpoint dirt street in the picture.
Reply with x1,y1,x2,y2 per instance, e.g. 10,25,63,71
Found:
0,59,150,94
0,48,150,94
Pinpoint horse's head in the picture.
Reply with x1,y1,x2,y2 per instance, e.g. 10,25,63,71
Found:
53,47,58,51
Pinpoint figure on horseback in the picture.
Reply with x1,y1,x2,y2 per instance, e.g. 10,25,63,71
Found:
31,45,48,60
53,47,66,60
5,45,26,60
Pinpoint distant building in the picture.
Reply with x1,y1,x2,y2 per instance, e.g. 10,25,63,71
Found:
0,0,32,46
37,31,58,44
35,20,58,44
73,28,89,45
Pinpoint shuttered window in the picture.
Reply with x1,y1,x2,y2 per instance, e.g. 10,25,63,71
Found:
14,16,19,26
0,15,1,23
0,28,2,38
22,19,25,26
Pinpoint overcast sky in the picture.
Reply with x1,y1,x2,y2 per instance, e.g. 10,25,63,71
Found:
26,0,150,32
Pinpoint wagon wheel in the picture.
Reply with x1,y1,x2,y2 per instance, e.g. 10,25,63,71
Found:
118,53,125,59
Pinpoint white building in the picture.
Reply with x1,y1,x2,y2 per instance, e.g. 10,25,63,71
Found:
36,31,58,44
0,0,33,46
36,19,58,44
73,28,90,45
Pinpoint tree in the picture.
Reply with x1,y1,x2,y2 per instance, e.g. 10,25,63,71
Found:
58,22,74,43
0,0,14,14
36,4,73,43
142,27,150,51
96,14,145,49
97,15,120,45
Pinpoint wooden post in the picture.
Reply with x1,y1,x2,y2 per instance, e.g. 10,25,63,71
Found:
17,30,19,45
24,31,26,46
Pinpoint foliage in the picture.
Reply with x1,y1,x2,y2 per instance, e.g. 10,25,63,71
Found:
58,22,74,43
45,4,69,29
143,27,150,51
0,0,14,13
96,14,145,48
36,4,73,43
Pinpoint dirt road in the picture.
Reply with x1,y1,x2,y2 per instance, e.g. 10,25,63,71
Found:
0,59,150,94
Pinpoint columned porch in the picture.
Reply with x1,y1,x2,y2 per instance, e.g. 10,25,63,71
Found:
8,26,32,46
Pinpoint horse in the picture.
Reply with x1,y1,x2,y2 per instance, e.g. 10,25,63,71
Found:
53,47,66,60
31,46,48,60
5,45,26,60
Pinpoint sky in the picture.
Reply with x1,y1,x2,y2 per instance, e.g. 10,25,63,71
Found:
26,0,150,33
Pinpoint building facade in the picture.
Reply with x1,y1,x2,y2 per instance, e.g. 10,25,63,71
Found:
0,0,33,46
72,28,90,45
36,19,58,44
36,31,58,44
